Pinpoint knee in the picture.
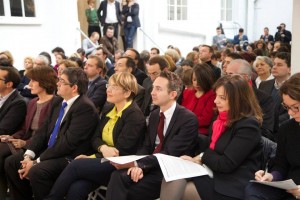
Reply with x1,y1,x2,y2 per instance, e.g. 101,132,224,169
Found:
110,169,128,184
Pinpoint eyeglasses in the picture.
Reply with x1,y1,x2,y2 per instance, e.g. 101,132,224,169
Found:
58,78,73,86
106,84,123,91
281,102,300,113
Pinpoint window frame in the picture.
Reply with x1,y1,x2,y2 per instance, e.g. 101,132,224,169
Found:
0,0,40,25
221,0,233,21
167,0,187,21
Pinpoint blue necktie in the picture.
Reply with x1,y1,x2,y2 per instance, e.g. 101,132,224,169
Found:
48,102,68,148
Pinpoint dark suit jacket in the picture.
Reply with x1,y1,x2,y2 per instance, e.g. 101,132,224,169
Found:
122,3,141,28
97,0,122,26
206,61,221,82
259,79,289,135
136,103,199,171
260,34,274,42
202,117,262,199
27,95,99,161
0,90,27,135
141,77,153,116
11,96,59,146
133,68,147,86
253,86,275,141
92,101,146,157
275,30,292,43
134,84,145,108
86,76,107,113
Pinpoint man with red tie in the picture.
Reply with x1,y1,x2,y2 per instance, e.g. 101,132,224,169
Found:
5,67,99,200
106,71,199,200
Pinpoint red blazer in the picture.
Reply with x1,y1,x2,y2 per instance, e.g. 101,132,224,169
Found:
181,89,216,134
11,96,57,146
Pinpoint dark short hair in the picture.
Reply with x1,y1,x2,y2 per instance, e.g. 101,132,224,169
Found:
239,28,244,33
150,47,160,54
27,66,58,94
180,59,193,67
0,66,21,88
107,25,114,31
159,71,182,99
275,52,291,68
62,67,88,95
126,48,140,61
87,55,104,69
119,56,136,72
51,47,65,54
227,52,243,60
149,56,169,70
193,63,214,93
280,73,300,101
201,45,214,54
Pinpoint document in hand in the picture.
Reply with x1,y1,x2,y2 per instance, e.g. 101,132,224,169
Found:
103,155,148,164
154,154,211,182
250,179,297,190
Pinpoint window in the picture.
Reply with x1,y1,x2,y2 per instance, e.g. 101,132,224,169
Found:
167,0,187,20
0,0,38,24
221,0,232,21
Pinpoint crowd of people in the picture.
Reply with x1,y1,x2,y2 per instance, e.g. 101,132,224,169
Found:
0,4,299,199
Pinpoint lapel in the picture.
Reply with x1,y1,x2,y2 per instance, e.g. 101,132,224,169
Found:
87,76,101,96
0,90,17,116
58,95,81,131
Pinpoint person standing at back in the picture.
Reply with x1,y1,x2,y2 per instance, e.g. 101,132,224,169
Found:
98,0,122,39
85,0,102,38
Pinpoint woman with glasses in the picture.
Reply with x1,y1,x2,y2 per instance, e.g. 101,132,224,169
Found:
245,73,300,200
45,72,146,200
0,66,58,199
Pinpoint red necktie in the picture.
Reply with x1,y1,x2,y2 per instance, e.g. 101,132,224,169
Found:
154,112,165,153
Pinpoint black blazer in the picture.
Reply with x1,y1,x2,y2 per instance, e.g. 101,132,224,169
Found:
141,77,153,116
92,101,146,157
97,0,122,26
86,76,107,112
0,90,27,135
134,84,145,108
27,95,99,161
122,3,141,28
202,117,262,199
137,103,199,171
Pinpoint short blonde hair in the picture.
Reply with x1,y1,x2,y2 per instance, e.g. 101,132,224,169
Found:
109,72,138,100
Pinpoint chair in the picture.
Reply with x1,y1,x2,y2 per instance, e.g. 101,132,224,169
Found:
87,186,107,200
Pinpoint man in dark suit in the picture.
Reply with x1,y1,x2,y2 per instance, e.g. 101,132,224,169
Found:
141,55,169,117
106,71,199,200
199,45,221,82
260,27,274,43
259,52,291,135
0,66,27,135
4,67,99,200
84,55,107,112
227,59,276,141
97,0,122,39
114,56,144,108
124,48,148,85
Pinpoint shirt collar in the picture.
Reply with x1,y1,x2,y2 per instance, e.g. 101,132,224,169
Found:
160,101,176,120
107,100,132,119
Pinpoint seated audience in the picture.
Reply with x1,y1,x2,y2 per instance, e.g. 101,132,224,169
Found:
181,63,216,135
4,67,99,200
160,75,262,200
0,66,58,199
245,73,300,200
106,71,198,200
45,72,146,200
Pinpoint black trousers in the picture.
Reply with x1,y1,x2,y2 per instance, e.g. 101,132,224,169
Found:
5,152,68,200
103,22,119,39
88,25,102,38
106,167,163,200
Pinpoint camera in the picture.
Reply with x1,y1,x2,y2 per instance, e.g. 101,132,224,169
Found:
277,26,282,31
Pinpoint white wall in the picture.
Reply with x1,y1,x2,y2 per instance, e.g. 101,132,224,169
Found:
291,0,300,74
0,0,81,70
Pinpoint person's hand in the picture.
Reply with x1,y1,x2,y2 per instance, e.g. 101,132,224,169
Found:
281,34,285,37
181,155,202,164
18,159,33,180
127,167,143,182
110,161,135,170
8,139,26,149
287,185,300,199
254,170,273,182
75,154,89,159
100,145,119,158
0,135,13,142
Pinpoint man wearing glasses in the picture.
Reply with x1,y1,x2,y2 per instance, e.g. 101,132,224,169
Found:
0,66,27,135
5,67,99,200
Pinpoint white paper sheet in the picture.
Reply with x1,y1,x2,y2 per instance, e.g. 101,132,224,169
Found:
103,155,148,164
250,179,298,190
154,154,210,182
